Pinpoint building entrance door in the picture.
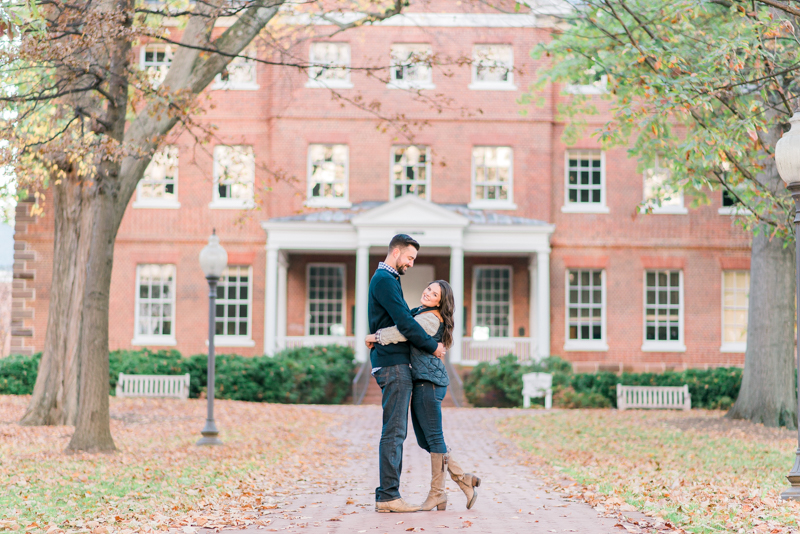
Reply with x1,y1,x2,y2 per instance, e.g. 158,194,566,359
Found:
400,265,435,309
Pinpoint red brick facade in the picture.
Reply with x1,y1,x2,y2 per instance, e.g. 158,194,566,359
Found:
12,3,751,370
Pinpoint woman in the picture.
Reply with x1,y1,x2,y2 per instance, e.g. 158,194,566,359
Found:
366,280,481,511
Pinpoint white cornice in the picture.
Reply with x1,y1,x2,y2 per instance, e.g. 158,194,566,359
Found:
278,12,563,29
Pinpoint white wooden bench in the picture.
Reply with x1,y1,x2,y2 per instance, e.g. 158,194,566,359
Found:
522,372,553,409
115,373,191,400
616,384,691,411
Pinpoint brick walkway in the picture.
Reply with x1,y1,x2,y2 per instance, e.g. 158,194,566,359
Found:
235,405,623,534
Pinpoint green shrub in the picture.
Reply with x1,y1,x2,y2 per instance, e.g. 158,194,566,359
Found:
553,387,612,409
462,354,743,409
0,353,42,395
1,345,356,404
463,354,526,407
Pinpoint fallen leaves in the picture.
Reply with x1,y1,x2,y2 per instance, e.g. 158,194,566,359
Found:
0,395,345,534
499,409,800,534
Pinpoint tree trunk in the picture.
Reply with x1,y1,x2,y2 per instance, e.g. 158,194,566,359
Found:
66,188,119,452
21,177,93,426
727,224,797,428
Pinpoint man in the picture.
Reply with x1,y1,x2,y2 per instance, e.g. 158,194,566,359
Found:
369,234,446,513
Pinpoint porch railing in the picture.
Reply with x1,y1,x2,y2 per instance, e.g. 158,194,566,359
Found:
460,337,536,365
283,336,356,350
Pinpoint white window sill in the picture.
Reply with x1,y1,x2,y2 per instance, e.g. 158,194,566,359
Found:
720,342,746,353
387,81,436,90
209,199,255,210
561,203,610,214
467,201,517,211
646,205,688,215
718,206,750,216
305,79,354,89
563,340,609,352
207,337,256,348
305,197,352,209
133,199,181,209
641,341,686,353
468,82,518,91
211,81,260,91
132,336,177,347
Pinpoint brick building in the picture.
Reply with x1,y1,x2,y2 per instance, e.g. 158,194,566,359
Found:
11,1,751,372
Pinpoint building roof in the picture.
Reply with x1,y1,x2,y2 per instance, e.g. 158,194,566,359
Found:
269,202,549,227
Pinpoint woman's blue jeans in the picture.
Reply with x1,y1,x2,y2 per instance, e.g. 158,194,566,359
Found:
410,380,448,454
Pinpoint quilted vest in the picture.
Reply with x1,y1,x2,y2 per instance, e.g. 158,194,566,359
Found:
410,310,450,387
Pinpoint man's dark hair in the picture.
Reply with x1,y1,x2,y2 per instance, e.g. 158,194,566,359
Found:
389,234,420,253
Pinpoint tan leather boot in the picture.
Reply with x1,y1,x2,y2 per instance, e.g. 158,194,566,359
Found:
419,453,447,511
375,498,420,513
446,453,481,509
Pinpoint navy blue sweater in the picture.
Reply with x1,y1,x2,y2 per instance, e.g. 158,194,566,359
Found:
368,268,439,368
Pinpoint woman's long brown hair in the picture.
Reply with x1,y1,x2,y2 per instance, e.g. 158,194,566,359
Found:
431,280,455,349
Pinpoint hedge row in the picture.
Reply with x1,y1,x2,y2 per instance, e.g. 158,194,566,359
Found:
0,345,357,404
463,354,742,409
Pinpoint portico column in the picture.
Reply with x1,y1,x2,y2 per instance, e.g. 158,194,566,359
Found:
276,252,288,351
264,246,279,356
449,245,464,363
536,250,551,360
529,255,537,344
354,245,370,363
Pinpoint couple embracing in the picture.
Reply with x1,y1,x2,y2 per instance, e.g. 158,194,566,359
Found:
366,234,481,513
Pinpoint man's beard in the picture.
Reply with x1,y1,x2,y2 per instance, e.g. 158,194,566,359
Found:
397,264,408,275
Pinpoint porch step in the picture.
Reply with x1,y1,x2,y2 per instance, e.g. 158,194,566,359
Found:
360,377,460,407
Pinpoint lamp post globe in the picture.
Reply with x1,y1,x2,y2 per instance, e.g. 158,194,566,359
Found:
199,231,228,279
197,230,227,446
775,111,800,500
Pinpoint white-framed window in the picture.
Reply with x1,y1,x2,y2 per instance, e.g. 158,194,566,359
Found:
565,64,608,95
134,145,180,209
470,146,515,210
391,145,430,199
307,144,350,208
212,50,259,91
307,264,346,337
564,269,608,351
473,266,512,339
213,266,255,347
133,264,177,346
718,179,749,215
470,44,516,91
307,42,352,89
389,44,434,89
642,270,686,352
211,145,255,209
644,155,687,214
721,270,749,353
562,150,609,214
139,44,173,88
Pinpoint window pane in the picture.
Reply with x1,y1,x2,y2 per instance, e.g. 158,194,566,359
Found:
644,270,681,342
566,269,604,342
565,150,603,205
474,267,512,338
722,270,749,346
307,265,345,336
136,264,176,339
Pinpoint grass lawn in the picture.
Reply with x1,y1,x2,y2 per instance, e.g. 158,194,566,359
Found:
0,395,344,534
499,409,800,534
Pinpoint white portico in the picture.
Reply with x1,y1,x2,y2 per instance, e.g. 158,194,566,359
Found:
260,196,555,364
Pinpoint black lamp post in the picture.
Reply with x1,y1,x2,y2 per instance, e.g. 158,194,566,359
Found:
776,112,800,500
197,230,227,446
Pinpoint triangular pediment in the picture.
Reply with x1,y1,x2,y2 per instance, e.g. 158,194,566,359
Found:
351,196,470,228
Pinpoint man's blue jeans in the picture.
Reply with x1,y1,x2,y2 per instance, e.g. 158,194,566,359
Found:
373,364,412,502
410,380,448,454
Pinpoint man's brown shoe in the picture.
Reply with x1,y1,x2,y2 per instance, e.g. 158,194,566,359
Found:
375,498,420,513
